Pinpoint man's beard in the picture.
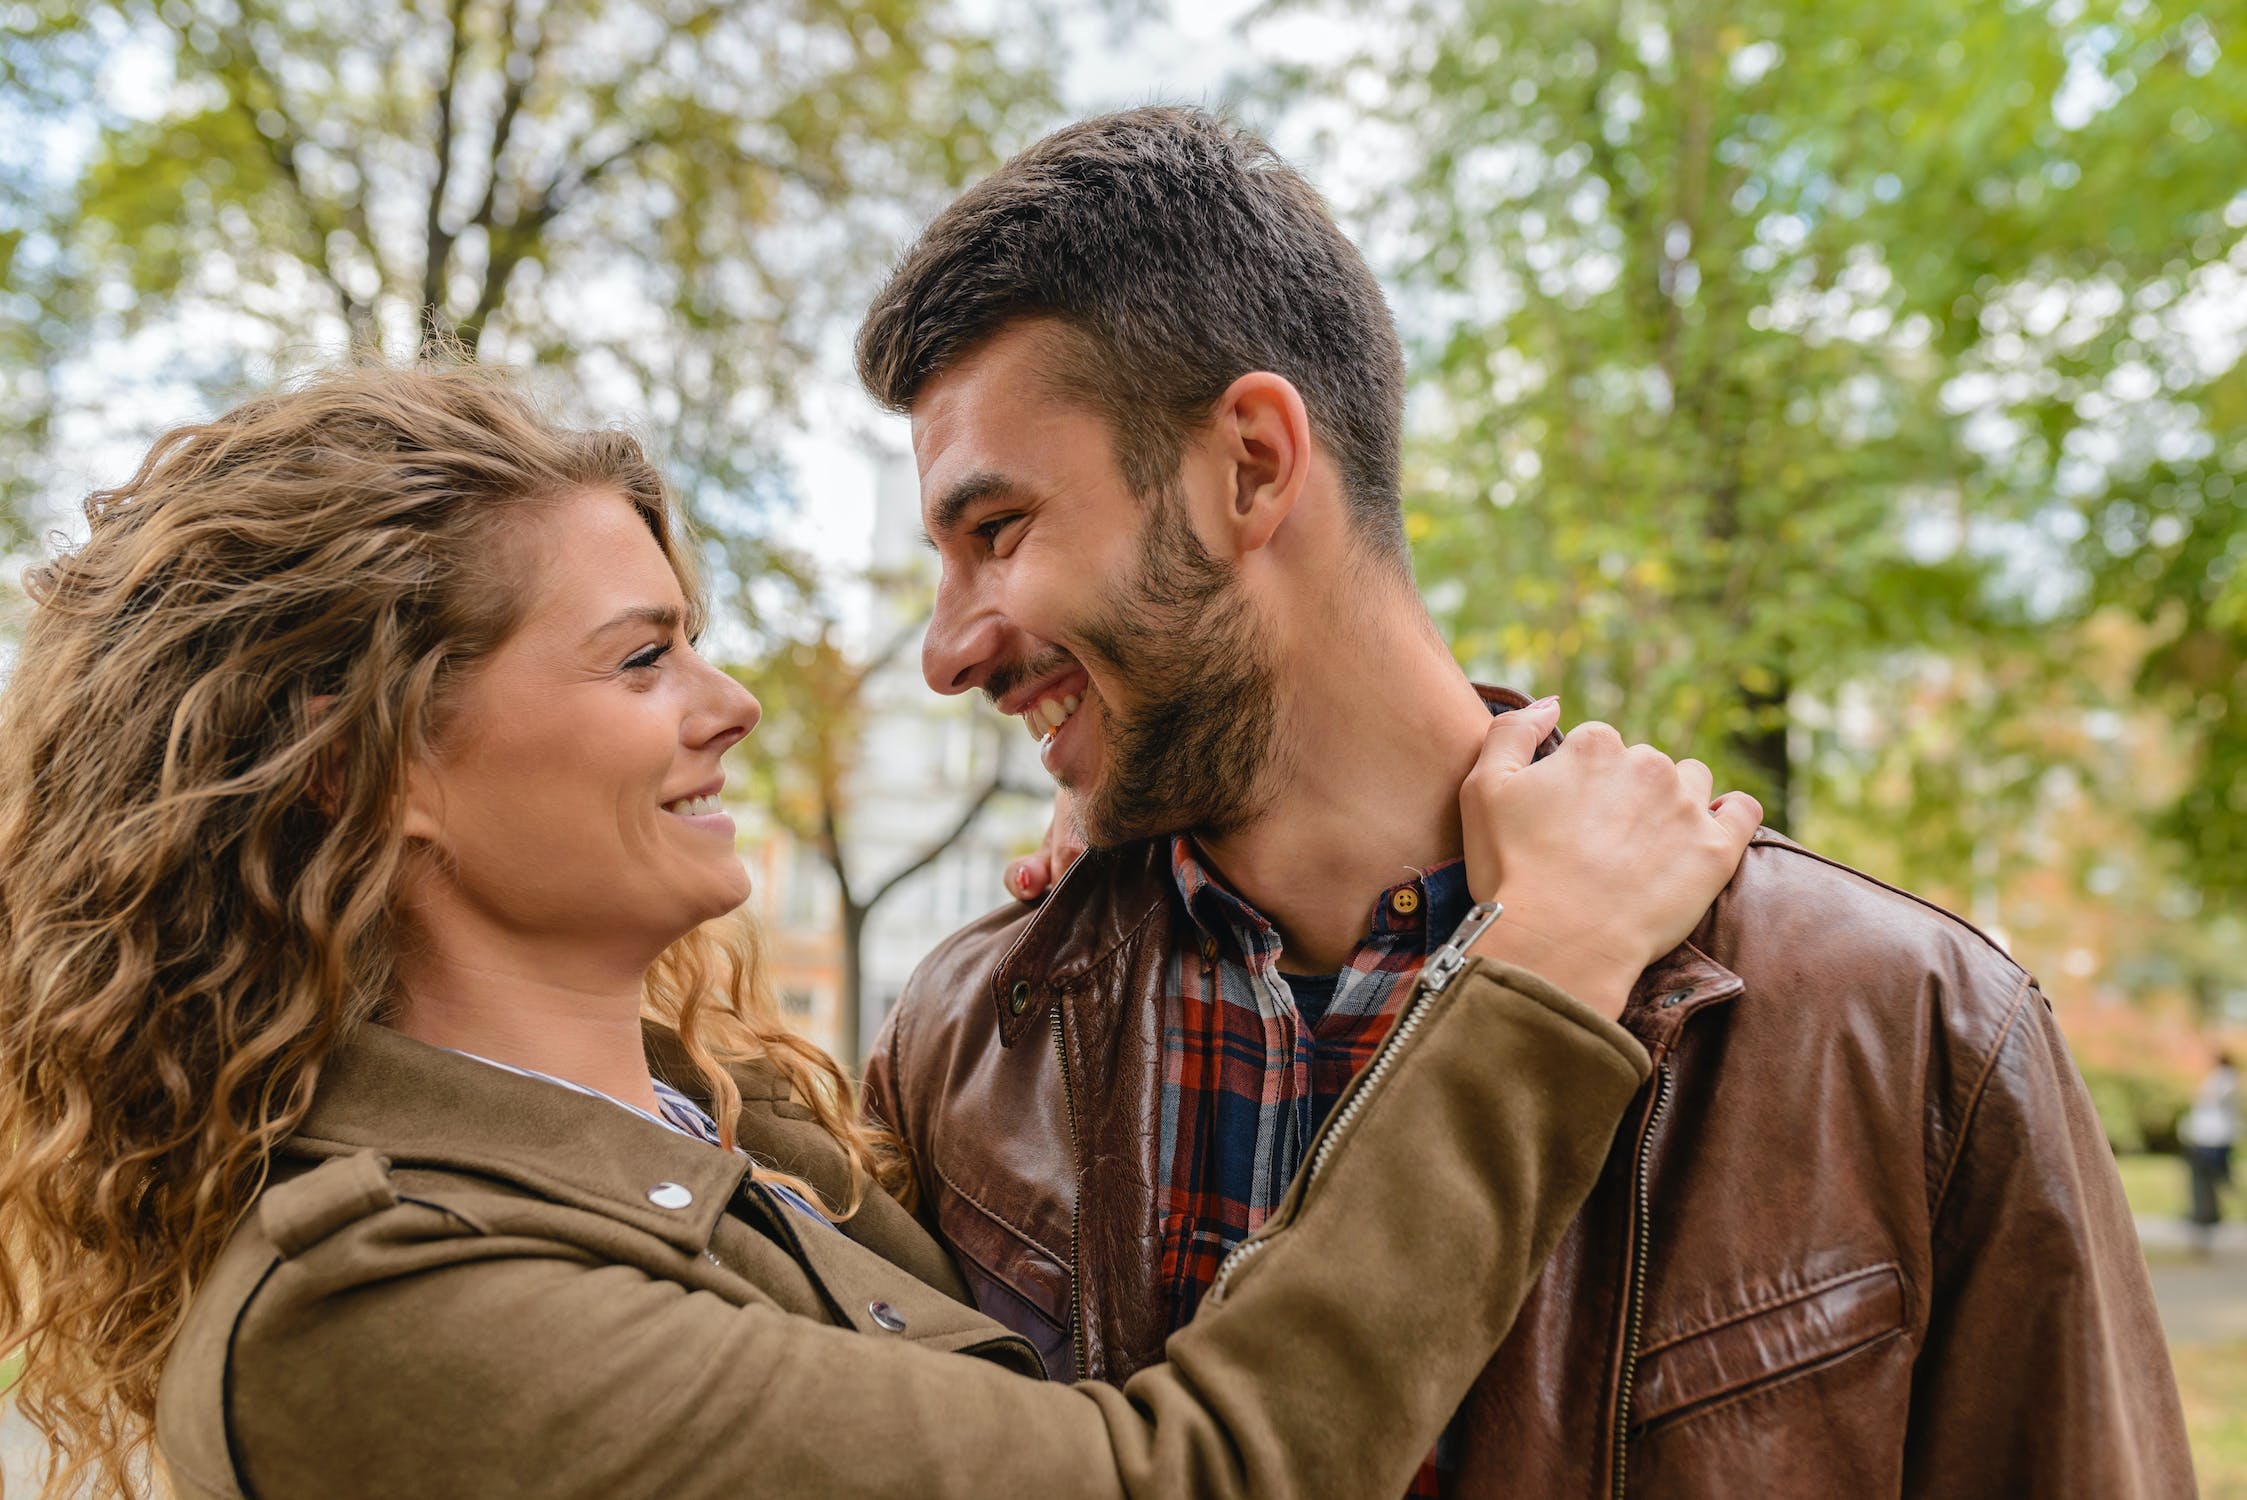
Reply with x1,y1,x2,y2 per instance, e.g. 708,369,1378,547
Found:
1065,495,1287,847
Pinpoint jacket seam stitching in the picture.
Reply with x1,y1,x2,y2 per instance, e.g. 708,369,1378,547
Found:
1747,837,2025,970
1929,973,2035,1221
1636,1261,1901,1358
932,1158,1070,1268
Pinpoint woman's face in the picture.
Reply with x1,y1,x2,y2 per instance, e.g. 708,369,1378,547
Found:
400,487,760,954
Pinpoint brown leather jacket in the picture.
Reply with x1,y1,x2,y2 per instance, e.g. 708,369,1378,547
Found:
865,715,2195,1499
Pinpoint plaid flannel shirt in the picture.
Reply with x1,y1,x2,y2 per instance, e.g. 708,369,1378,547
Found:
1159,835,1476,1499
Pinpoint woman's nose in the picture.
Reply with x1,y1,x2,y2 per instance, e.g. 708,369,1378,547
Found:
696,660,759,751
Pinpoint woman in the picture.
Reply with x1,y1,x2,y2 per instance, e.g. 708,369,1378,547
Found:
0,363,1756,1499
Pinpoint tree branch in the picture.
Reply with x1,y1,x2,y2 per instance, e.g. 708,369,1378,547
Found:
419,0,472,343
194,12,381,336
463,0,542,237
457,131,658,351
817,788,854,910
863,770,1006,912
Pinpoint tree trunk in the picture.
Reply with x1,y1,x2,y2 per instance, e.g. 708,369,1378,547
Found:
837,900,868,1069
1729,669,1792,833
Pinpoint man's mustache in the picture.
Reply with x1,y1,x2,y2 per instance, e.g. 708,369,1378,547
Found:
984,647,1084,708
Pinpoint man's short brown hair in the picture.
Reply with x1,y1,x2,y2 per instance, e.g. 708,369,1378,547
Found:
855,106,1407,562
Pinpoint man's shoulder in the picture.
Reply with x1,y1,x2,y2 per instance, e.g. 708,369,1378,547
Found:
1714,831,2036,1049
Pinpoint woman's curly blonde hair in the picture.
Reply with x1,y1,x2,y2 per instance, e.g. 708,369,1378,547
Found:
0,362,905,1498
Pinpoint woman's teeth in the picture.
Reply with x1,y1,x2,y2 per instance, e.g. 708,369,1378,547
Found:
665,792,723,817
1024,692,1083,740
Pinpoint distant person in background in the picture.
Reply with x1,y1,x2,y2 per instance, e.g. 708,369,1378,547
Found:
2184,1050,2241,1252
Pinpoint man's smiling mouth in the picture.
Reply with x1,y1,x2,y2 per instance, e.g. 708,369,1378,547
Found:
1024,690,1083,742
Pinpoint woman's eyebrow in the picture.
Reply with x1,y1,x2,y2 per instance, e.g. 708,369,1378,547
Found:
579,604,682,647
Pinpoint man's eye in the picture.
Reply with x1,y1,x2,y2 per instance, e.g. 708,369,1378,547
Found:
624,643,672,672
975,515,1018,547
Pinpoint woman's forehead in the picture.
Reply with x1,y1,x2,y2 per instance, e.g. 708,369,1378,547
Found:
516,489,685,628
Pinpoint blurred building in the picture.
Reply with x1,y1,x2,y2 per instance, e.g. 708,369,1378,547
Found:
737,446,1051,1061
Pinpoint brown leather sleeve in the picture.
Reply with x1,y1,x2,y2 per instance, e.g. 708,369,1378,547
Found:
1903,981,2195,1499
860,990,941,1238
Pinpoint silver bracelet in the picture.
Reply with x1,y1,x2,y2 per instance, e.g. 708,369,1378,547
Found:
1422,900,1503,998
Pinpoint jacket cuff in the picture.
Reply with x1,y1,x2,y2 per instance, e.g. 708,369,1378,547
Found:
1453,955,1654,1084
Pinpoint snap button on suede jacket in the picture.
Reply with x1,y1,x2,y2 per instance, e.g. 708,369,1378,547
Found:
155,961,1651,1500
863,690,2196,1500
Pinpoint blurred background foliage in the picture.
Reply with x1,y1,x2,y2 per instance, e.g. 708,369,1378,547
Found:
0,0,2241,1110
1270,0,2247,1132
0,0,1059,619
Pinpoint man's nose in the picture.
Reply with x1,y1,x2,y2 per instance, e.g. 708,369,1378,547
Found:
921,580,1005,697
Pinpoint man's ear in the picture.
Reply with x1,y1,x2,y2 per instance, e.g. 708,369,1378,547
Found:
1209,371,1312,556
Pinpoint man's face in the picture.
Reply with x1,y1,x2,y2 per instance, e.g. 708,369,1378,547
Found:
912,320,1284,847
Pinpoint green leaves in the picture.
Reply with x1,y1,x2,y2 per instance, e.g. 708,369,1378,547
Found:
1327,0,2246,953
5,0,1063,570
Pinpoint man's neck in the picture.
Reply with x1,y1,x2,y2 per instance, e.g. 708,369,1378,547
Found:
1193,599,1492,974
390,907,664,1114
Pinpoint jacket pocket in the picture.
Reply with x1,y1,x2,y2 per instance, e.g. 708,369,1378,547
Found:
1630,1262,1907,1435
930,1174,1074,1379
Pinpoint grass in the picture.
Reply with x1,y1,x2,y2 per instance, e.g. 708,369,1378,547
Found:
2175,1342,2247,1499
2119,1152,2201,1224
2118,1156,2247,1495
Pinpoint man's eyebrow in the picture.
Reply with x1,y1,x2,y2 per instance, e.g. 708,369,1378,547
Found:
580,604,682,647
923,473,1019,544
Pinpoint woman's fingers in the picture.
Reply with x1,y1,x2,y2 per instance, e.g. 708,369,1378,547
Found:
1010,787,1086,904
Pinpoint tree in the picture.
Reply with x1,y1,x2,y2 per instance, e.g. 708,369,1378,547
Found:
1283,0,2245,865
1,0,1058,576
737,607,1035,1063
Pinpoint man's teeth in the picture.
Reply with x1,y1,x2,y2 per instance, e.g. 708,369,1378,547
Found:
1023,692,1083,740
664,792,723,817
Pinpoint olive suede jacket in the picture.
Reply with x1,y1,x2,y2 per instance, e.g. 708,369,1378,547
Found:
155,959,1649,1500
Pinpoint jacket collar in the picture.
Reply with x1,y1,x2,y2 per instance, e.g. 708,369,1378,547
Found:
986,681,1746,1041
287,1021,753,1255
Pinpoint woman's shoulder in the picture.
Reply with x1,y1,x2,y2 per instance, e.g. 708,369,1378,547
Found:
155,1152,488,1496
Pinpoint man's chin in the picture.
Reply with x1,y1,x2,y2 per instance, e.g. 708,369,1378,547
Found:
1074,786,1199,851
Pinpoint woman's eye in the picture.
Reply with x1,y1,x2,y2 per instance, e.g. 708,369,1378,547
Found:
623,643,673,673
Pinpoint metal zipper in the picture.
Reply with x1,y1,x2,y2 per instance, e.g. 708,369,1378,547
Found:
1611,1058,1675,1499
1205,966,1448,1304
1052,1002,1090,1381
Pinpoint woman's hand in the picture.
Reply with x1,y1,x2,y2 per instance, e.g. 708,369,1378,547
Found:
1005,787,1087,903
1459,697,1762,1020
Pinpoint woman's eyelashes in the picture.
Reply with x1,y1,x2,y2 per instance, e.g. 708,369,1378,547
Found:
622,641,674,675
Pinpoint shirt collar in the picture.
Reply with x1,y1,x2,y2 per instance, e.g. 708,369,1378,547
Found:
1169,834,1475,966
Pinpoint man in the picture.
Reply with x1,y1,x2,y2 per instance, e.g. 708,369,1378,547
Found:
856,107,2191,1497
